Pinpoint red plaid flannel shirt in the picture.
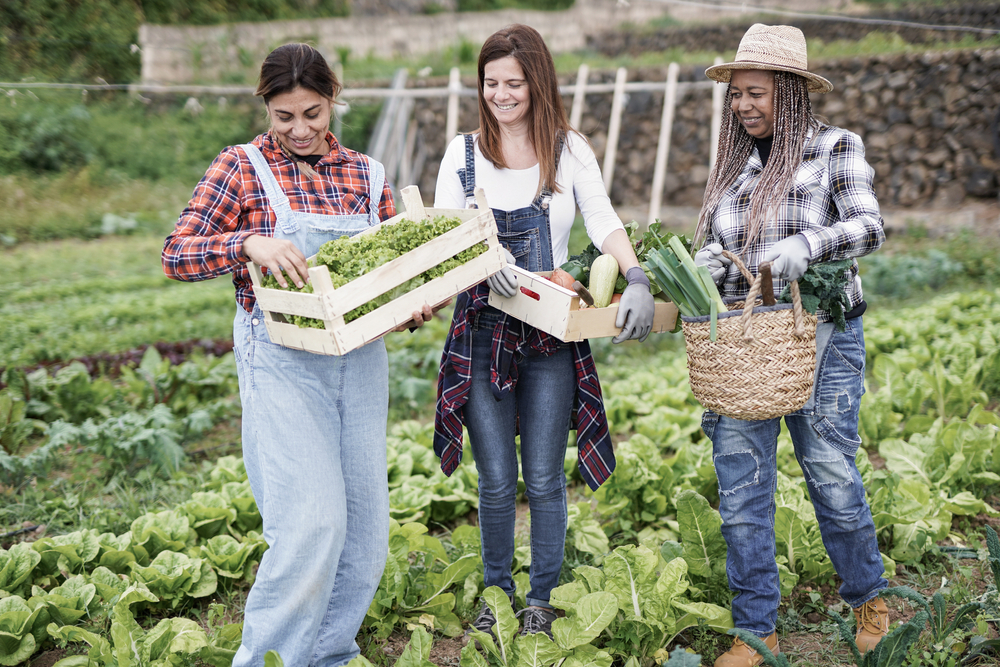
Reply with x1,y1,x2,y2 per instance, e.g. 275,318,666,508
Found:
162,131,396,312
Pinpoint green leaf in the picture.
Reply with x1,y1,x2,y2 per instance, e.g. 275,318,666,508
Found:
460,642,490,667
560,644,614,667
264,650,284,667
395,626,436,667
675,490,726,579
0,631,34,666
664,647,703,667
550,591,617,650
514,632,563,667
482,586,518,663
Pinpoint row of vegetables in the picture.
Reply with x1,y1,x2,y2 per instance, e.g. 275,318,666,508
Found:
0,289,998,665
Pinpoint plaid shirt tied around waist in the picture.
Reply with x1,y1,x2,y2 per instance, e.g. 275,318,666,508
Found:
434,283,616,491
706,125,885,322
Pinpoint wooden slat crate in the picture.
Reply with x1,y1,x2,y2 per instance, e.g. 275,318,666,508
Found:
488,265,679,342
249,185,505,355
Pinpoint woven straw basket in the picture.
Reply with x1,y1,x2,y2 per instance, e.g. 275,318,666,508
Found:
682,251,818,421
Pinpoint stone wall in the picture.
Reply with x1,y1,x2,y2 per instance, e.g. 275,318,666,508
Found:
138,0,845,85
588,1,1000,58
408,48,1000,208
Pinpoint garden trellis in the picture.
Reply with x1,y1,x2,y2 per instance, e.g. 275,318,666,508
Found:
1,59,725,224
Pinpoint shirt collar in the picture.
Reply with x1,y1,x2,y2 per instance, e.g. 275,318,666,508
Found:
259,130,353,165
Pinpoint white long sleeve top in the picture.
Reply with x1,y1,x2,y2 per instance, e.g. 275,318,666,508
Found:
433,131,624,267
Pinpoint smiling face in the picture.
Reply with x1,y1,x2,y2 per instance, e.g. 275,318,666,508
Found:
730,69,776,139
266,86,332,156
483,56,531,131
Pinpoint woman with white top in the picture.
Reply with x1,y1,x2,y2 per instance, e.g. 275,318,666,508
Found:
431,23,654,641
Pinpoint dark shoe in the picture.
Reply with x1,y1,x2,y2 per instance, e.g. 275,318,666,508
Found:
463,595,514,646
516,605,558,638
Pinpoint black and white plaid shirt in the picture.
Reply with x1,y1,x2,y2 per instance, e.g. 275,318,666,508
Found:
705,124,885,322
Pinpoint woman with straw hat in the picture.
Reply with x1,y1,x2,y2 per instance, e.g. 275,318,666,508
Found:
693,24,889,667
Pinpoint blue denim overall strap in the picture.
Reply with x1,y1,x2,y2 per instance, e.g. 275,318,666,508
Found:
240,143,385,256
459,133,562,272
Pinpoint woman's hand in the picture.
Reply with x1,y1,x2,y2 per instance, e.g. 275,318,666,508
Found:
242,234,309,289
694,243,731,285
393,299,453,332
613,275,655,344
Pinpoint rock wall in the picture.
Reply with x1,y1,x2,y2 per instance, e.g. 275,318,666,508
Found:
409,48,1000,208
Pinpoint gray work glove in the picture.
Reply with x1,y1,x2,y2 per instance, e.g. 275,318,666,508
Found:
762,235,811,282
694,242,732,285
487,247,518,298
613,267,655,344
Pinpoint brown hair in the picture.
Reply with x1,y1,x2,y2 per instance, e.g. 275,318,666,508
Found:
255,43,342,104
694,71,819,253
476,24,571,195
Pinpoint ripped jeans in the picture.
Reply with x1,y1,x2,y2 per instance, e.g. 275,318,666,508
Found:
701,316,886,637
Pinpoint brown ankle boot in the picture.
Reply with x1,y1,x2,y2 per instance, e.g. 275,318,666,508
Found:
714,632,779,667
853,597,890,653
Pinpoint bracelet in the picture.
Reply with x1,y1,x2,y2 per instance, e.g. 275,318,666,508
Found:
625,266,650,289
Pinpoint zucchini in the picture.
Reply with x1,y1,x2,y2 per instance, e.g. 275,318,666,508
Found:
589,254,619,308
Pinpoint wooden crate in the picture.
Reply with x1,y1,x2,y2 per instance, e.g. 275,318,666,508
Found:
248,185,505,355
487,265,679,342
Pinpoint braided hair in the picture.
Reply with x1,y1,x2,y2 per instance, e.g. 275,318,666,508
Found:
693,71,819,253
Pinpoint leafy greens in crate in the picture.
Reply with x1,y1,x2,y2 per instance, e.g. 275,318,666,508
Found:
262,215,486,327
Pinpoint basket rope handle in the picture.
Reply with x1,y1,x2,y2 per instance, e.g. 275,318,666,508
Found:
719,250,807,342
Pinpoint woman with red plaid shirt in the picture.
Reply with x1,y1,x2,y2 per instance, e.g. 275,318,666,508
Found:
163,43,431,666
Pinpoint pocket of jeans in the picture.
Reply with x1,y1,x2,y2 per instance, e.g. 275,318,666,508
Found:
812,416,862,457
701,411,719,440
500,231,540,272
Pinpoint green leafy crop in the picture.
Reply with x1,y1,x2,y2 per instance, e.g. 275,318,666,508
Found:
263,216,486,327
778,259,853,331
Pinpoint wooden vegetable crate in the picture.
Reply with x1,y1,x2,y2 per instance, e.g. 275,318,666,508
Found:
488,265,679,342
249,185,506,355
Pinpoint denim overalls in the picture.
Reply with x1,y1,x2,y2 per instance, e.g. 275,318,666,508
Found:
457,134,576,609
231,144,391,667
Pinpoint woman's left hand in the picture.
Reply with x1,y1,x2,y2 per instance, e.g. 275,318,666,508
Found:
612,283,655,343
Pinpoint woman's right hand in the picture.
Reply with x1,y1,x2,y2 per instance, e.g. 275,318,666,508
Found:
243,235,309,289
694,243,731,285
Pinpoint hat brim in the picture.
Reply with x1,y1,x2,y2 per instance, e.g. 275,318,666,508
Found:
705,61,834,94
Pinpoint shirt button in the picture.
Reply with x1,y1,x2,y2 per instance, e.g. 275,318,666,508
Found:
252,318,259,325
246,336,251,342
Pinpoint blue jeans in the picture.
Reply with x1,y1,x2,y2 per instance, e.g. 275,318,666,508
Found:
701,317,886,637
464,308,575,608
232,306,390,666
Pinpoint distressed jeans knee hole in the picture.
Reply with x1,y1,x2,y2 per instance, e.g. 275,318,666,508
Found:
714,450,760,495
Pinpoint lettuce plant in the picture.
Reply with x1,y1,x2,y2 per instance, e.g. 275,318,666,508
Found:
29,574,97,627
181,491,238,539
129,510,196,562
0,542,41,598
0,595,46,666
198,533,266,580
129,551,217,609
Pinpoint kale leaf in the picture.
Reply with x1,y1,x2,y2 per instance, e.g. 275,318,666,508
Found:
778,259,853,332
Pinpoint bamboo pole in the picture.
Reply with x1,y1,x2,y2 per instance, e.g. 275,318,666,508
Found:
602,67,628,194
569,63,589,130
648,62,679,227
445,67,461,145
710,56,725,173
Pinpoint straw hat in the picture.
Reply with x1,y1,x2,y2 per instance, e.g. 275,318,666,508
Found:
705,24,833,93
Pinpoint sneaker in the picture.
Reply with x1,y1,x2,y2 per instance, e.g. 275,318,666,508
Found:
516,606,558,638
463,595,514,646
853,597,889,653
713,632,778,667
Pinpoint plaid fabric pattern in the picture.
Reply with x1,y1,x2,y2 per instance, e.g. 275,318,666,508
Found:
434,283,615,491
705,124,885,321
162,131,396,312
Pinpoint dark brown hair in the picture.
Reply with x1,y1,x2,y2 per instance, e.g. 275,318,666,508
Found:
476,24,571,195
694,70,819,253
255,43,342,104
